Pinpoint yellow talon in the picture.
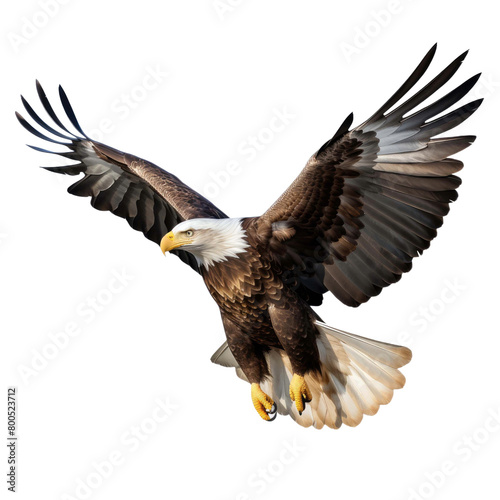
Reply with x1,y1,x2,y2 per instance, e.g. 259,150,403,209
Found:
251,383,275,421
289,374,312,414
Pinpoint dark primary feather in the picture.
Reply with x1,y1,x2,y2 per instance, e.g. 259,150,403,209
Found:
17,82,227,273
359,43,438,127
259,45,482,307
58,85,89,138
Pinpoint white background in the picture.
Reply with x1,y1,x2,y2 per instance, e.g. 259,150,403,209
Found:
1,1,499,499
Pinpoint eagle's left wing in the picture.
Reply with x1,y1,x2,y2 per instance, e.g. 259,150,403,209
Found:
257,45,482,307
17,82,227,273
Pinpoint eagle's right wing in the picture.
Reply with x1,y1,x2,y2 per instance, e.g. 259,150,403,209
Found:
17,82,227,273
258,45,482,306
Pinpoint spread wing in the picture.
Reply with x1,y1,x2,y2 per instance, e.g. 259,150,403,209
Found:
258,45,482,306
17,82,227,273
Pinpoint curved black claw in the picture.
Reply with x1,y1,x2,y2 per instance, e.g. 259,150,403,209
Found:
266,403,277,421
266,409,277,422
298,397,306,416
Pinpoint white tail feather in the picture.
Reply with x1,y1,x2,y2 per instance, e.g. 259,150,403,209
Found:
263,322,411,429
211,321,411,429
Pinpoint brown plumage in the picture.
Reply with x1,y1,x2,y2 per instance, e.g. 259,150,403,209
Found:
17,45,481,429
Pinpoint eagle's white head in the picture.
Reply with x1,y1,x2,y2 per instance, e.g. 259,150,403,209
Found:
160,218,250,269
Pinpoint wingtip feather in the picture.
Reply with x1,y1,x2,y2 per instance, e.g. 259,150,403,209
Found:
58,84,89,139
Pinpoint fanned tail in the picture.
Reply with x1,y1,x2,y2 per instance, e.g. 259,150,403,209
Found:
261,322,411,429
212,322,411,429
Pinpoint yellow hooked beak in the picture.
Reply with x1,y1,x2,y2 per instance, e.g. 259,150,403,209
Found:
161,232,179,254
160,231,192,254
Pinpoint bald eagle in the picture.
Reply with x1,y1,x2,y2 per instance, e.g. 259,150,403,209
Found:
17,45,481,429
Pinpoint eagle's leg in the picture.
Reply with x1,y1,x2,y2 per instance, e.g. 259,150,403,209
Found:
221,313,277,421
268,298,320,414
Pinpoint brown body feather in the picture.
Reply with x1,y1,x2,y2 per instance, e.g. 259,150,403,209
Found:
202,218,322,381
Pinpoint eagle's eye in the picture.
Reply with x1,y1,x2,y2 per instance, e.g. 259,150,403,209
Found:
186,230,194,237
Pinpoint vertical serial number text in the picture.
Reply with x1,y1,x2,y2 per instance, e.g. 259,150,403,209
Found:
7,387,17,493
